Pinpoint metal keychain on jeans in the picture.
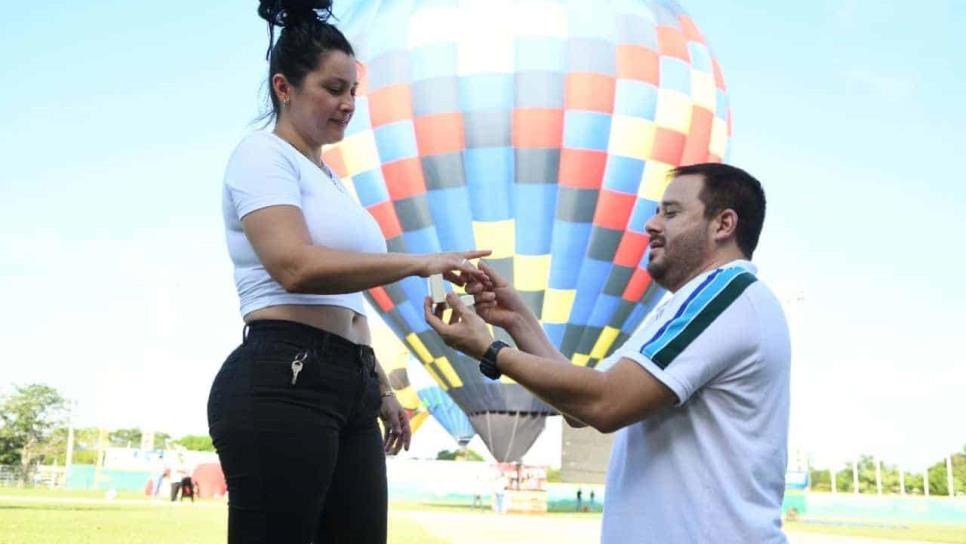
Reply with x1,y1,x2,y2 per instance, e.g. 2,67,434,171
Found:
290,351,308,386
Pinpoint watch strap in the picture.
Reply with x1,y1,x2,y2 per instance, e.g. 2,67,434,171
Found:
479,340,509,379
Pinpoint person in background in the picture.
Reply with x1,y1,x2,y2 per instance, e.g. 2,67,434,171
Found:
169,465,185,502
151,468,167,500
207,2,490,543
179,474,196,503
472,473,486,511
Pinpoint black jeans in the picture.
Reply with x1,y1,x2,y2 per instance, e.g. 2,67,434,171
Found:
207,320,386,544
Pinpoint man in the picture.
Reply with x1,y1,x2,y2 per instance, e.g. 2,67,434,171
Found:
425,163,790,543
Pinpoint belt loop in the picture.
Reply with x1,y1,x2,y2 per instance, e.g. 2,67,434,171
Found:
242,323,251,344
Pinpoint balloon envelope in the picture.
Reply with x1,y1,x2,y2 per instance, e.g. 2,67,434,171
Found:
325,0,731,461
383,350,431,435
407,356,475,448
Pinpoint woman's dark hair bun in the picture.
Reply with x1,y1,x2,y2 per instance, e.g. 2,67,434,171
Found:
258,0,334,28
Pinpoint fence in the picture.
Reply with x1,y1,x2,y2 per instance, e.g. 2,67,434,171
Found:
0,465,67,488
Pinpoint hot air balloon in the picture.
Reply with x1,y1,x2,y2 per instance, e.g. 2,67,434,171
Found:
407,356,476,448
382,350,430,435
323,0,731,461
368,310,432,434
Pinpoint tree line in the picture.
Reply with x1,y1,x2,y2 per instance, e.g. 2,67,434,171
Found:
4,382,964,494
809,452,966,496
0,383,213,485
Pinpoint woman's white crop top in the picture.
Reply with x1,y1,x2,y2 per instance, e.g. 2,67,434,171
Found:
221,131,387,318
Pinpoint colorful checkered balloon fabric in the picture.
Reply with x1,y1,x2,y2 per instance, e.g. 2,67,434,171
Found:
322,0,730,461
408,356,476,448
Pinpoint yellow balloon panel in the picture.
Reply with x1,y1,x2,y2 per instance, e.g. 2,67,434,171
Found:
608,115,658,161
513,254,552,292
472,220,515,260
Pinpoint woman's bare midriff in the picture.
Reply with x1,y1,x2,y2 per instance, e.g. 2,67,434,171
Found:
244,304,370,345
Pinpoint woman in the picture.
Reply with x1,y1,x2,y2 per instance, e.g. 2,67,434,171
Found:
207,2,490,542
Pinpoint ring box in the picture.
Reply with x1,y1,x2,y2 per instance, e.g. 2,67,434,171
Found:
429,274,474,307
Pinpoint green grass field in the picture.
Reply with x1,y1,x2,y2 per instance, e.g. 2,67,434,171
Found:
783,520,966,543
0,489,444,544
1,488,964,543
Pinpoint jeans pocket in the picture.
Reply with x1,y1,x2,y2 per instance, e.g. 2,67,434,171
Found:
250,342,310,389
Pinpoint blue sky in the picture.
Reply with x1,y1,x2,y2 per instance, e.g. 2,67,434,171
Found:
1,1,964,468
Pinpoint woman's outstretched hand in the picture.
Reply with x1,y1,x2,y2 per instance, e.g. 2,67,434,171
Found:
417,249,493,286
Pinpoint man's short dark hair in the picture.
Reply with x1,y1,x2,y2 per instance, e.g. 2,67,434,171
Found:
671,163,766,258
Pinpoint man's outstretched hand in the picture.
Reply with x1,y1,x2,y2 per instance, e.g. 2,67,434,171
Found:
423,292,493,360
464,260,535,333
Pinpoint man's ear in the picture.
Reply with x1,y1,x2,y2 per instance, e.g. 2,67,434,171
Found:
714,209,738,243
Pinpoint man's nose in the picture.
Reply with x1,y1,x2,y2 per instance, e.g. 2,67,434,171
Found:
645,214,661,236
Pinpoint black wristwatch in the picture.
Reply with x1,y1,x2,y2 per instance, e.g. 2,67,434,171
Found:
479,340,509,380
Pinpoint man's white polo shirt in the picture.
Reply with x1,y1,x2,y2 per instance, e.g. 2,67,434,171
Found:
597,260,790,543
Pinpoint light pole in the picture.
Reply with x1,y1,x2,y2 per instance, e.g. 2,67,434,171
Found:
875,455,882,495
947,455,955,497
64,400,77,488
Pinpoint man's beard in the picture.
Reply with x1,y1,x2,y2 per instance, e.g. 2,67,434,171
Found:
646,226,708,291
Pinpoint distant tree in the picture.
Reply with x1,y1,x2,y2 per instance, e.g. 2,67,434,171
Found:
0,384,67,485
905,472,925,495
925,449,966,497
173,434,214,452
71,427,104,464
155,432,172,450
436,449,454,460
104,429,177,450
43,427,100,465
834,464,855,493
108,428,142,448
927,459,948,495
808,468,831,492
855,454,882,494
954,446,966,496
436,448,484,461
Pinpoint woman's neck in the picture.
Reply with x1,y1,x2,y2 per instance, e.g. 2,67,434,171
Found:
273,123,321,166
